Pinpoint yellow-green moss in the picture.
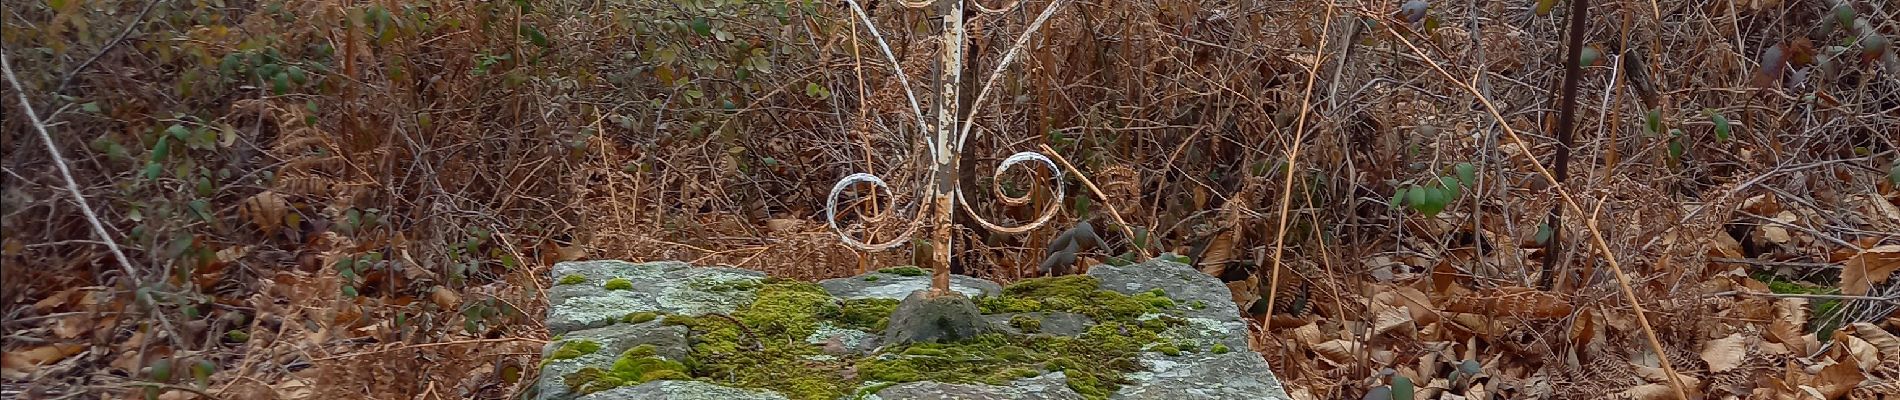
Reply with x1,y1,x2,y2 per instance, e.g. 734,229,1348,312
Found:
564,344,690,394
862,275,880,282
1009,315,1042,333
557,274,1181,400
603,278,634,290
979,275,1173,322
1211,343,1231,354
666,282,853,400
826,298,899,332
878,266,926,276
541,339,603,368
558,274,587,285
623,311,658,324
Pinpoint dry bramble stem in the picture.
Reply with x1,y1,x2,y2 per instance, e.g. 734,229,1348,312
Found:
1380,18,1691,400
1263,0,1335,319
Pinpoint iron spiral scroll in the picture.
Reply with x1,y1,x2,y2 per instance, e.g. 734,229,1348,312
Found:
824,0,1073,291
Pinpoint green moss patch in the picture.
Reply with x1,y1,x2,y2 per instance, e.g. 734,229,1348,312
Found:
878,266,927,276
603,278,634,290
826,298,898,332
558,275,1182,400
565,344,691,395
541,339,602,368
1009,315,1042,333
623,311,658,324
558,274,588,285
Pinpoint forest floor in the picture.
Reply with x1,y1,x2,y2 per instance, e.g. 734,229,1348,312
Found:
3,0,1899,399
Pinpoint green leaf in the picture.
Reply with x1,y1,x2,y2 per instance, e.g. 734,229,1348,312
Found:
1534,0,1559,15
190,360,215,387
188,199,214,222
1707,109,1731,141
1392,376,1416,400
1454,162,1476,187
286,66,308,84
1404,185,1428,212
167,124,191,140
195,176,214,197
272,71,290,94
519,25,549,47
690,16,712,37
150,136,172,161
1438,176,1462,199
1644,109,1661,134
1887,161,1899,186
82,102,101,113
1389,186,1410,210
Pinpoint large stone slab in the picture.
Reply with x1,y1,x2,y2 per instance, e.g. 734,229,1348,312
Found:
1114,351,1288,400
1086,258,1290,400
577,380,789,400
546,260,766,335
871,372,1084,400
534,320,690,400
819,267,1002,300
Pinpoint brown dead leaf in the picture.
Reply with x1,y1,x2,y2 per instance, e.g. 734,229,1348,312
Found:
50,315,94,339
764,218,804,233
1702,333,1749,373
1848,323,1900,360
1,343,85,376
1809,357,1864,399
1444,286,1573,319
1840,245,1900,295
430,286,461,309
240,191,291,236
1312,339,1364,365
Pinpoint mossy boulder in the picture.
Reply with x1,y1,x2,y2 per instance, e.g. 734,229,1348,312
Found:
537,259,1289,400
872,371,1084,400
534,319,691,400
576,380,788,400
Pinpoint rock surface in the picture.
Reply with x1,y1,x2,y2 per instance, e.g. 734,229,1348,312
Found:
535,321,691,400
546,260,766,335
536,259,1289,400
882,290,996,344
578,381,789,400
1085,258,1289,399
870,372,1084,400
819,267,1001,300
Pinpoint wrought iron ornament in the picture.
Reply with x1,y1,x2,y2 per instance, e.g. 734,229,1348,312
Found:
826,0,1070,293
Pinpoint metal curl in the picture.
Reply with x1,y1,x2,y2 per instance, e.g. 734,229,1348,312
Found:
955,151,1064,234
826,173,928,251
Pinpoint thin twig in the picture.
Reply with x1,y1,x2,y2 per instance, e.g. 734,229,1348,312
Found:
1037,144,1148,260
1379,21,1691,400
1265,0,1334,318
1,52,181,346
309,337,547,361
55,0,168,94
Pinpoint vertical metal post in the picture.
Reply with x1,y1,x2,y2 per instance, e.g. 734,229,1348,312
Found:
928,0,965,295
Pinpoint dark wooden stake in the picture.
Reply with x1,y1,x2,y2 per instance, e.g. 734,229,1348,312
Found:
1538,0,1589,290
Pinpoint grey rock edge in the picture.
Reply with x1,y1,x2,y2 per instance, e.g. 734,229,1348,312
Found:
535,259,1289,400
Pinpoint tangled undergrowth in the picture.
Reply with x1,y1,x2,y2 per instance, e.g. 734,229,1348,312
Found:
2,0,1898,398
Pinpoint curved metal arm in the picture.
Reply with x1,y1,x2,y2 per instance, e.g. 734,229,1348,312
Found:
826,173,930,251
954,151,1065,234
